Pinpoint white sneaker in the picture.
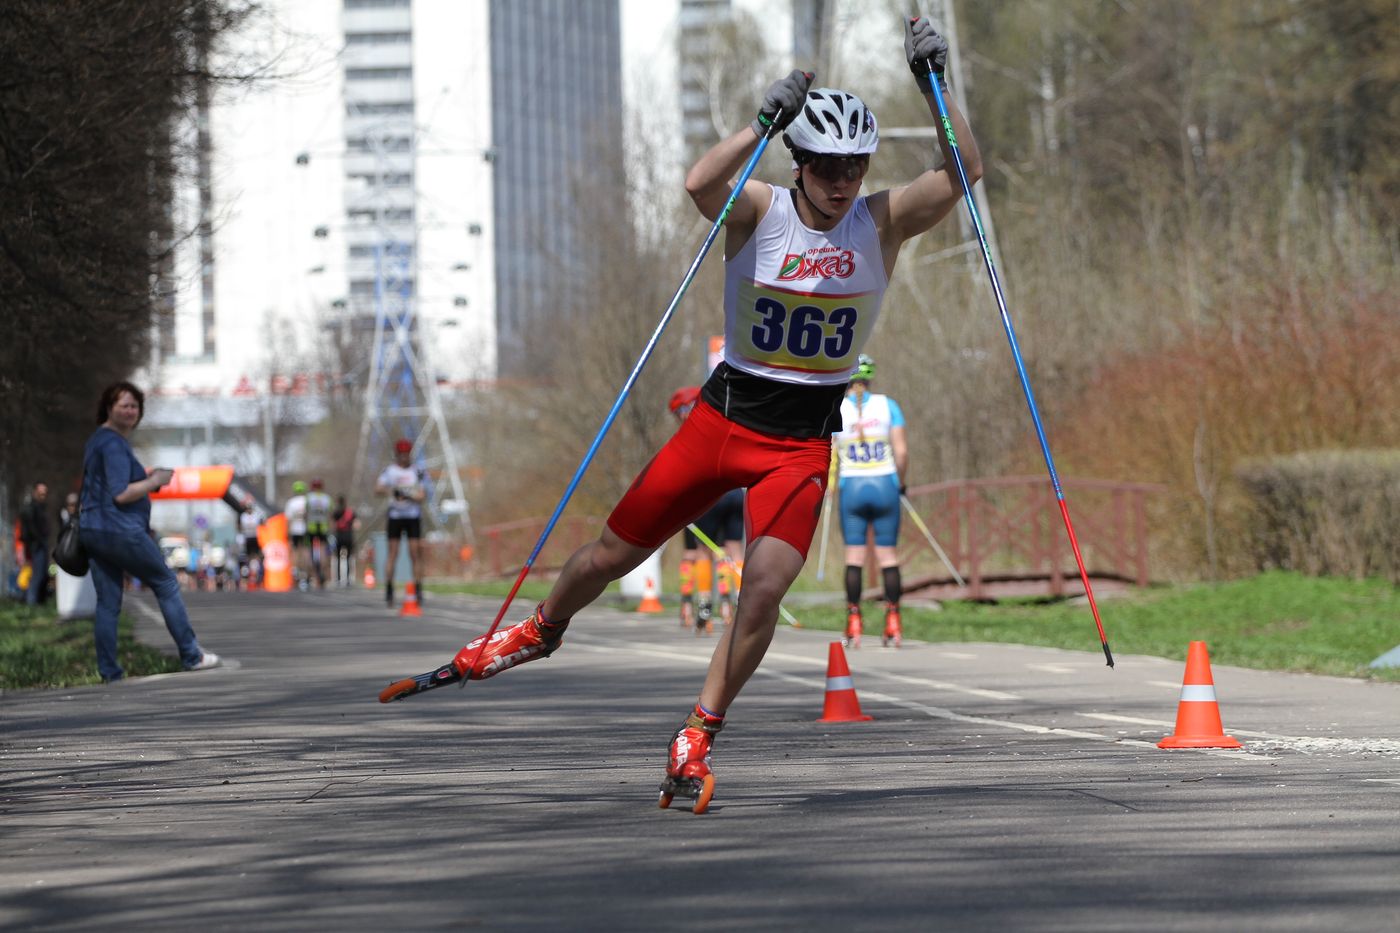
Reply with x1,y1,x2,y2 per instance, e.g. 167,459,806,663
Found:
188,651,221,671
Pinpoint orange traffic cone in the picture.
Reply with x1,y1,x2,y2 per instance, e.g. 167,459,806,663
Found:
364,566,376,588
636,576,664,613
399,581,422,618
818,642,873,722
1158,641,1242,749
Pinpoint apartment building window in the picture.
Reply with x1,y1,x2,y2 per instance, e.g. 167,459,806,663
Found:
346,136,412,152
346,67,413,81
348,101,414,116
345,31,412,46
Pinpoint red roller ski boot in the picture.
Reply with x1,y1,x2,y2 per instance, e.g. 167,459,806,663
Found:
658,704,723,814
882,603,902,648
453,603,568,680
843,604,863,648
378,603,568,703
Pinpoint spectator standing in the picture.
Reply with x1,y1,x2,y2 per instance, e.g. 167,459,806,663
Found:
79,381,219,682
19,482,51,606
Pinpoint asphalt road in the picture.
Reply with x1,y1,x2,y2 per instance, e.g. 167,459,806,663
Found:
3,588,1398,932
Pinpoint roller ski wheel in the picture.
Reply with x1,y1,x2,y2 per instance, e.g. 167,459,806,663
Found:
696,598,714,637
659,705,723,815
658,773,716,814
378,661,461,703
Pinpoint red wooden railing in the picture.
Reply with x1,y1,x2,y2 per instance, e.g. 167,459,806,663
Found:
896,476,1164,599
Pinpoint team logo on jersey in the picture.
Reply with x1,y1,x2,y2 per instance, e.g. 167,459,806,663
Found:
778,247,856,281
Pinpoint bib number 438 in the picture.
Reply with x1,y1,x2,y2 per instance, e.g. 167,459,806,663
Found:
752,297,857,360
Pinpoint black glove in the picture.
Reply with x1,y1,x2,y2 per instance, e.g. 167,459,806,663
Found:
899,483,908,497
751,70,813,138
904,16,949,94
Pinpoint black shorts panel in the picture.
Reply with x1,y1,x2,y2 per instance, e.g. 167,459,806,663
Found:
387,517,422,540
694,488,745,544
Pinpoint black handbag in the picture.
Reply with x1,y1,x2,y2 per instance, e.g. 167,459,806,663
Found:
54,516,88,576
55,448,94,576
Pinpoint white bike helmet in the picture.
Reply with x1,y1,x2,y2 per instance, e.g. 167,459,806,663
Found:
783,88,879,157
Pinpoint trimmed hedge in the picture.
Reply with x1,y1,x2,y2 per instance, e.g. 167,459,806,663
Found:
1236,450,1400,582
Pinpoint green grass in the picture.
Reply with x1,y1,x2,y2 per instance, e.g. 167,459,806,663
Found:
0,602,182,689
793,571,1400,681
433,571,1399,681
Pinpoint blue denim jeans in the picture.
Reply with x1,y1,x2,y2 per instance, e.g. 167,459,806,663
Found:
80,528,203,681
25,545,47,605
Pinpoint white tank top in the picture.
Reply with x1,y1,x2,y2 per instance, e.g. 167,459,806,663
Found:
835,392,897,477
723,184,889,385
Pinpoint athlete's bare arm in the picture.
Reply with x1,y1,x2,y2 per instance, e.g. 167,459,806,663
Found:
684,128,774,258
869,95,981,273
891,423,909,487
685,70,811,259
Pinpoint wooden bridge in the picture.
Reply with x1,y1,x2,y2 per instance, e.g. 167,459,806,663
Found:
890,476,1165,601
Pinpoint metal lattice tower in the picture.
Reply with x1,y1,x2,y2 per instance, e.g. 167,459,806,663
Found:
340,0,470,540
348,228,471,539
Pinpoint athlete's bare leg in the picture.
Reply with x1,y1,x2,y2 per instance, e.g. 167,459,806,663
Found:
385,536,400,586
698,534,805,712
408,537,424,587
541,526,654,621
844,543,900,570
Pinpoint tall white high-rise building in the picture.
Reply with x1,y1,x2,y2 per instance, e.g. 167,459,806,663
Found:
141,0,621,534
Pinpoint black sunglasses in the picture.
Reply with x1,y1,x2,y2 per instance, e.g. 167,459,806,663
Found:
805,154,870,183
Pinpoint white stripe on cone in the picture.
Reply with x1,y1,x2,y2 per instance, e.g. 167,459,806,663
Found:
826,675,855,692
1179,684,1218,702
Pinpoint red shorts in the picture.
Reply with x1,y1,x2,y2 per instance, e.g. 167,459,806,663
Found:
607,399,831,556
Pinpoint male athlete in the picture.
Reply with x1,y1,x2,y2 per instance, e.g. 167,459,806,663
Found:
394,17,979,810
376,439,426,607
833,354,909,647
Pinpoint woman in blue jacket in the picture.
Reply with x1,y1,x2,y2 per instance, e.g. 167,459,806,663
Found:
79,381,219,682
